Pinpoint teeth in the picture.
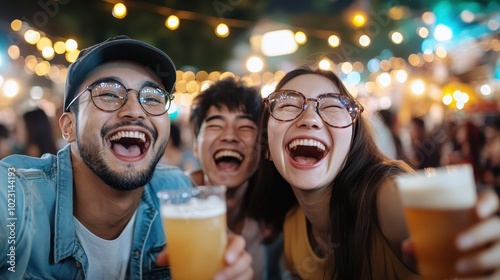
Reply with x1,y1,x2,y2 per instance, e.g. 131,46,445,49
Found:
214,150,243,161
109,131,146,143
288,139,326,152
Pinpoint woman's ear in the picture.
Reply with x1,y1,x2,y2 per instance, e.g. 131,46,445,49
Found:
59,112,76,142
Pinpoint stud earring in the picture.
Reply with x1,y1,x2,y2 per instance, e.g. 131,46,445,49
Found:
264,149,272,161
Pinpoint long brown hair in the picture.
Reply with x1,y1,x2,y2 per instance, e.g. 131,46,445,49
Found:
247,65,411,279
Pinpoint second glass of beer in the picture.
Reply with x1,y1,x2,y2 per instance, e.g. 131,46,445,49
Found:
395,164,481,280
158,185,227,280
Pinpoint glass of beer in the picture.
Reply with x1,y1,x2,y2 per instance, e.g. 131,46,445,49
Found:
395,164,482,280
158,185,227,280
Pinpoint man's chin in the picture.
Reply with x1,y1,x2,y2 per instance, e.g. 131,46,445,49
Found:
92,164,155,191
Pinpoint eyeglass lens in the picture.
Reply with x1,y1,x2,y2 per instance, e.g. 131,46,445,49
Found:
91,81,170,115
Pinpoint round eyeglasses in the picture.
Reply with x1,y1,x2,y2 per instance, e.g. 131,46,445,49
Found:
65,78,174,116
263,90,364,128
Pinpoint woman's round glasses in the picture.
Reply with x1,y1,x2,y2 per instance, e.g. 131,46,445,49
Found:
65,78,174,116
263,90,364,128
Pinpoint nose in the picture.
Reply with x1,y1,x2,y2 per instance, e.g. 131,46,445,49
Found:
296,100,323,129
117,90,146,120
220,125,238,142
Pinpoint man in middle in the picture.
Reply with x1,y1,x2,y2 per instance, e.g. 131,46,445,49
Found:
187,77,284,279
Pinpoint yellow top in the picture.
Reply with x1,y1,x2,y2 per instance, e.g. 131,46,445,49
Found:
283,206,421,279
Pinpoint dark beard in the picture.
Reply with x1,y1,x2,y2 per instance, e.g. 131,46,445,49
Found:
76,122,167,191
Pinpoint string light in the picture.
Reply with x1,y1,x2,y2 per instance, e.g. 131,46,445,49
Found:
390,31,404,44
327,35,340,47
36,37,52,51
66,50,80,63
112,3,127,19
54,41,66,54
165,15,180,30
417,27,429,38
358,34,371,47
422,11,436,25
215,23,230,38
7,46,20,60
65,39,78,52
352,13,366,28
294,31,307,45
24,30,40,44
246,56,264,73
411,80,426,95
2,80,19,98
318,59,332,70
42,46,55,60
10,20,23,31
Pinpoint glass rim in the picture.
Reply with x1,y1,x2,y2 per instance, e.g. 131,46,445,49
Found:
66,79,174,116
157,185,227,200
396,163,473,180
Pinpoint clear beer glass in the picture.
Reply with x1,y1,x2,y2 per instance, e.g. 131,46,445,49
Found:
158,185,227,280
395,164,482,280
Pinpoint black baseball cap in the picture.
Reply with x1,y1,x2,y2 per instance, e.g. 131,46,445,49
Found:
64,35,176,112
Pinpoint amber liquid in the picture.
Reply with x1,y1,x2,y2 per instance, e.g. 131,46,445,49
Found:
405,207,484,280
163,214,227,280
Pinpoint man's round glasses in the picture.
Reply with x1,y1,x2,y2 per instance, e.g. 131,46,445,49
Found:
65,78,174,116
263,90,364,128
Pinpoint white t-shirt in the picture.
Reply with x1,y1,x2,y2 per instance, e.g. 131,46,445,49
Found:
74,212,137,280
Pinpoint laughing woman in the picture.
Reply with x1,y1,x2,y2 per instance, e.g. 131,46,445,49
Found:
248,65,500,279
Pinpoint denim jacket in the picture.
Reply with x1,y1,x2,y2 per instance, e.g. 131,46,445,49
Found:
0,145,191,279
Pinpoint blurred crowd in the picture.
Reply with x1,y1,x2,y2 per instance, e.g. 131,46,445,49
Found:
0,107,60,159
372,110,500,194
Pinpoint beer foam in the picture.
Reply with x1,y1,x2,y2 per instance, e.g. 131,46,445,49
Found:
396,165,477,209
161,195,226,219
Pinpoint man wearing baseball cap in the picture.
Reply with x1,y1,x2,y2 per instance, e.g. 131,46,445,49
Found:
0,36,252,279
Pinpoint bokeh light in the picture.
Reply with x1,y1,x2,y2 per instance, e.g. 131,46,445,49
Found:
112,3,127,19
166,15,180,30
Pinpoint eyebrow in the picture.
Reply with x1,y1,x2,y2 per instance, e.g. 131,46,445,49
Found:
204,114,255,123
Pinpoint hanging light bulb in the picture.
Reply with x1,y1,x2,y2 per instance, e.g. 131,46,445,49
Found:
165,15,180,30
328,35,341,47
294,31,307,45
352,13,366,28
112,3,127,19
215,23,229,38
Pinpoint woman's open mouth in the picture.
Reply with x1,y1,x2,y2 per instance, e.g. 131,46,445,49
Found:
287,138,328,165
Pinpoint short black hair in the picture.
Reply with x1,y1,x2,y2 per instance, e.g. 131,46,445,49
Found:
189,77,262,137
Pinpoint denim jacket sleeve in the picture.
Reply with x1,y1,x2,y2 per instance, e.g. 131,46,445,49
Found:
0,149,84,280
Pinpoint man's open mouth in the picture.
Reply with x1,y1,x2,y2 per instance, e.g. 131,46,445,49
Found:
287,139,328,165
108,130,150,158
214,150,243,172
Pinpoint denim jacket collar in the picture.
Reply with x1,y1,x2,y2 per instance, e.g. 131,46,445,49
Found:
54,145,79,263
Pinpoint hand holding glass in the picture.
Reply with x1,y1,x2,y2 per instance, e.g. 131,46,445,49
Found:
396,164,484,280
158,186,227,280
